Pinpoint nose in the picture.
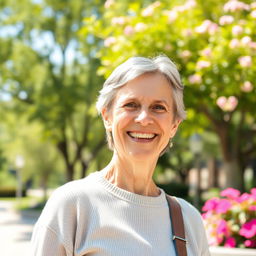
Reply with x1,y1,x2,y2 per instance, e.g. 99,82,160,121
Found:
135,109,153,126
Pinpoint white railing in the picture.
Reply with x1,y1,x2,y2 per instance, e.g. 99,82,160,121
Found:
210,246,256,256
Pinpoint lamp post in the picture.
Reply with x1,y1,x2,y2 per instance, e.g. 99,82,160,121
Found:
15,155,25,199
189,134,203,208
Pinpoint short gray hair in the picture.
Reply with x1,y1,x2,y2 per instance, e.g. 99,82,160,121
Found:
96,55,186,150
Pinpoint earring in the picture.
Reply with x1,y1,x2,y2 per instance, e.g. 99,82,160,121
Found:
169,140,173,148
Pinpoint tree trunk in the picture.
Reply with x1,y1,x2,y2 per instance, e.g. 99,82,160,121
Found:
221,159,244,190
208,157,218,187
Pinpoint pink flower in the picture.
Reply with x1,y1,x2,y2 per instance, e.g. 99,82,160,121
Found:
202,197,219,212
221,187,241,199
195,20,218,34
216,199,232,214
104,0,114,8
201,48,212,57
216,96,238,112
251,188,256,196
141,1,161,17
196,60,211,69
249,205,256,211
251,10,256,18
238,56,252,67
180,50,192,58
124,25,134,36
244,239,256,248
167,10,178,23
188,74,202,84
224,0,250,13
237,192,251,203
217,219,230,236
249,42,256,49
219,15,234,25
239,219,256,238
232,25,243,36
104,37,116,47
241,81,253,92
111,17,125,25
225,237,236,248
229,39,240,48
241,36,252,46
134,23,147,32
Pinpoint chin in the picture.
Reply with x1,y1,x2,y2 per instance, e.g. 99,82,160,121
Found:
127,149,158,161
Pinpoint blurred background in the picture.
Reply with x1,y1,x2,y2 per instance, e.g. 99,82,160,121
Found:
0,0,255,255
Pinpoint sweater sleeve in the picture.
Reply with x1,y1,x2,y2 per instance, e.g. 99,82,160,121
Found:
30,183,80,256
31,225,72,256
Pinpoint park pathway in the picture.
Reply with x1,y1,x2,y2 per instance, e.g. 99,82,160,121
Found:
0,200,40,256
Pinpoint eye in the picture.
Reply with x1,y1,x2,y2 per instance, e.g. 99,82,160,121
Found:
123,102,139,109
152,104,167,112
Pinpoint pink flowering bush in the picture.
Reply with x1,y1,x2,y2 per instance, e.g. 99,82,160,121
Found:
202,188,256,248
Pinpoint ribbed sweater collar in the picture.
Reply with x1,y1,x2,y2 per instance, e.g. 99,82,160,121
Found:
93,171,167,207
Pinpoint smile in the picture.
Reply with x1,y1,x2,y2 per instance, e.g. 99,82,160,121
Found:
127,132,157,140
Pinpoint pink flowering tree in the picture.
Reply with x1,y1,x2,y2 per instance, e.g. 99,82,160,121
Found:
82,0,256,189
202,188,256,248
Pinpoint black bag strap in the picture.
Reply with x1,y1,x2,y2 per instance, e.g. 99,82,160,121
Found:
166,195,187,256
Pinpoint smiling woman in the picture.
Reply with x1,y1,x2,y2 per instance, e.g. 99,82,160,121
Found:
31,56,210,256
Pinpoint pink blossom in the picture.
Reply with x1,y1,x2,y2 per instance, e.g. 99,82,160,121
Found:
232,25,243,36
201,48,212,57
237,192,251,203
182,29,193,37
134,23,147,32
124,25,134,36
167,10,178,23
217,219,230,236
188,74,202,84
229,38,240,48
164,44,172,51
251,188,256,196
239,219,256,238
224,0,250,13
244,239,256,248
251,10,256,18
104,0,114,8
249,42,256,49
240,81,253,92
202,197,219,212
238,56,252,67
216,96,238,112
141,1,161,17
104,37,116,47
180,50,191,58
216,199,232,214
195,20,218,34
196,60,211,69
241,36,252,46
249,205,256,211
225,237,236,248
111,17,125,25
219,15,234,25
221,187,241,199
251,2,256,9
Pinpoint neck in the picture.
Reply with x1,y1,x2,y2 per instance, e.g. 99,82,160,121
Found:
102,153,160,197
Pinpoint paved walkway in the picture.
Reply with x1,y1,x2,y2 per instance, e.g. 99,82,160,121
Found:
0,200,40,256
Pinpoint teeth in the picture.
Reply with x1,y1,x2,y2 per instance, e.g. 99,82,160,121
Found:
129,132,155,139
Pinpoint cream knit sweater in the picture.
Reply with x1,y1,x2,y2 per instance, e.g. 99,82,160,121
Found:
31,171,210,256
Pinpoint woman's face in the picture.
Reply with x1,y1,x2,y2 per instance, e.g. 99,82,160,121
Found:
102,72,181,160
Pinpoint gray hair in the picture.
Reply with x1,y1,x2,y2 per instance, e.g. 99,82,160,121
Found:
96,55,186,150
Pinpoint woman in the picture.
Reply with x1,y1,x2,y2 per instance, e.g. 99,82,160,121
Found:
31,56,210,255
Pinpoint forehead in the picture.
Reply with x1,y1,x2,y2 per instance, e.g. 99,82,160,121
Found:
115,72,173,103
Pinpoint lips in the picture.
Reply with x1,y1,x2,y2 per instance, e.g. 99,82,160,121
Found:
127,131,157,141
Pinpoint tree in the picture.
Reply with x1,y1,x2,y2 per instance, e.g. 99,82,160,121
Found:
0,0,107,181
82,0,256,190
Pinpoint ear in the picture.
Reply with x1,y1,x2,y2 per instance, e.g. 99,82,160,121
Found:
101,107,112,131
169,118,182,139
